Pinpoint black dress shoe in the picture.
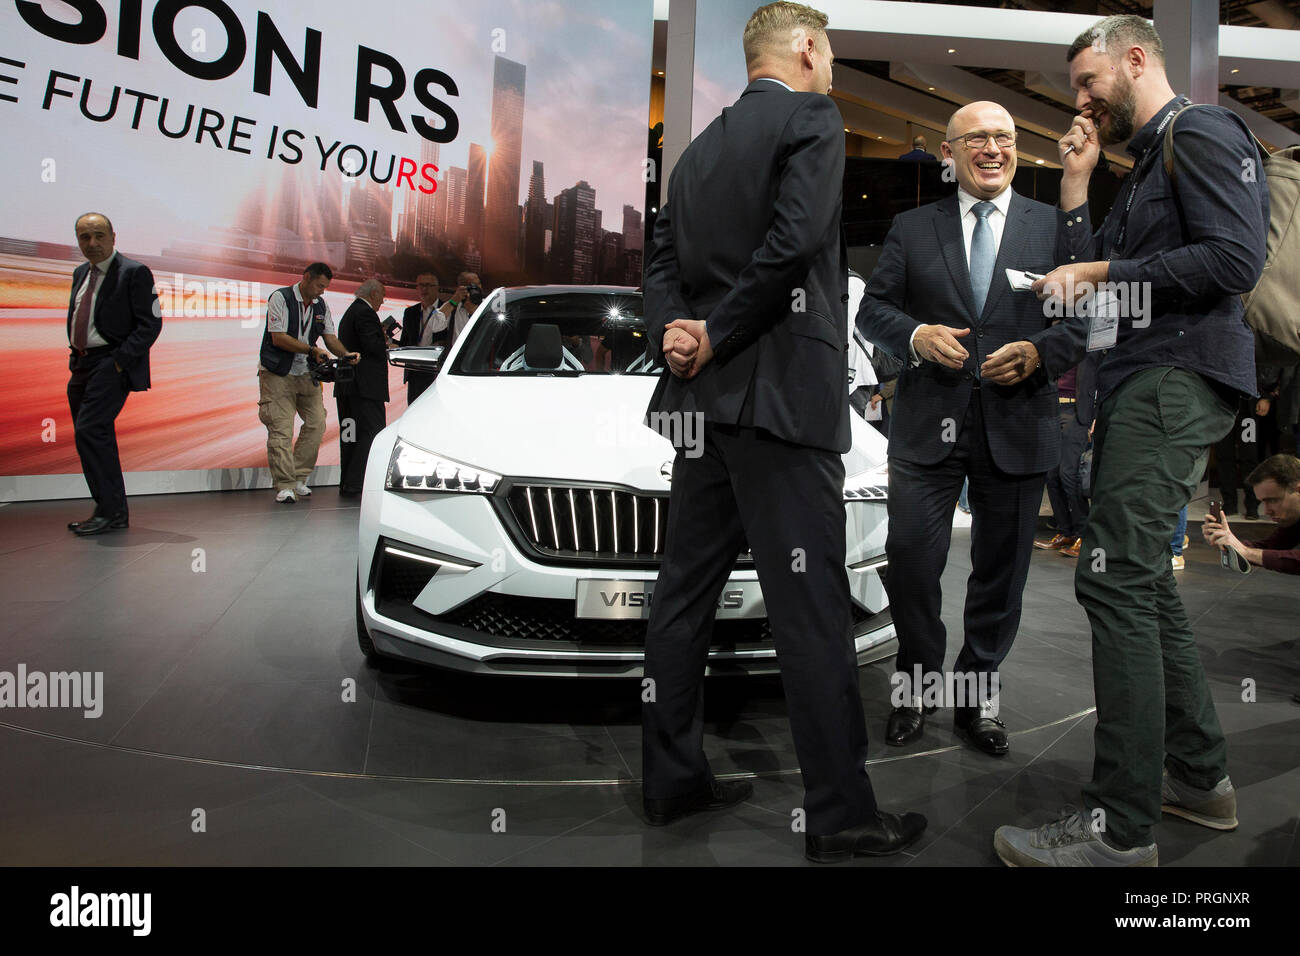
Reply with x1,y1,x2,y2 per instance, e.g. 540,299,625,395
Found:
953,709,1009,756
73,513,128,536
67,514,97,531
338,487,362,498
805,810,928,863
886,705,926,747
644,778,753,826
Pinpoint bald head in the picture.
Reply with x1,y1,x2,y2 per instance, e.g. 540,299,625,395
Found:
942,101,1018,200
945,101,1014,143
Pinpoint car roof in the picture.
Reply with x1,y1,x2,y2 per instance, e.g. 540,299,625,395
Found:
503,285,642,302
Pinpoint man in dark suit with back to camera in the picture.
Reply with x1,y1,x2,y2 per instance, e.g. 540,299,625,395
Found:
335,279,391,498
640,1,926,863
856,101,1086,756
65,213,162,536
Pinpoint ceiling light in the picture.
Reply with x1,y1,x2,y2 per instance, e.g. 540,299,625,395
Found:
928,86,935,91
1230,68,1239,74
948,48,956,54
1035,158,1045,165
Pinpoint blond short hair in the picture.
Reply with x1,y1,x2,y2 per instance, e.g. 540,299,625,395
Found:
742,2,829,67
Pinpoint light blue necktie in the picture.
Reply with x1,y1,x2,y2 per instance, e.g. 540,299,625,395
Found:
969,201,995,316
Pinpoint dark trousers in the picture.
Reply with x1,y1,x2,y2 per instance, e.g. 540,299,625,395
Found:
885,395,1044,686
406,374,435,405
67,352,131,517
1076,368,1236,849
336,394,386,493
1213,404,1262,515
641,424,878,836
1045,405,1091,538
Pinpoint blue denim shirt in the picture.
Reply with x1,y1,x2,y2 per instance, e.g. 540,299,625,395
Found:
1059,95,1269,403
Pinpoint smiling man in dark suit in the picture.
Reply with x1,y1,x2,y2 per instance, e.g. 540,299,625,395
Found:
65,213,161,536
640,1,925,863
856,101,1085,755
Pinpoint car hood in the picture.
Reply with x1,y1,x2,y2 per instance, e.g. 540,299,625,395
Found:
397,374,884,490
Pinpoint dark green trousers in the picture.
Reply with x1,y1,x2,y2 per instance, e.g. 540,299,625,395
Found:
1075,367,1237,848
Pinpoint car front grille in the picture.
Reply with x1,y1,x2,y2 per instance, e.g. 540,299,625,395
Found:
501,482,753,568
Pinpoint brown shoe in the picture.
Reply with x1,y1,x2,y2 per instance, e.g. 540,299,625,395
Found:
1034,533,1072,550
1060,538,1082,558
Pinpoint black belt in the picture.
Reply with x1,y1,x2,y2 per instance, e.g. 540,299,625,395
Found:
71,344,114,358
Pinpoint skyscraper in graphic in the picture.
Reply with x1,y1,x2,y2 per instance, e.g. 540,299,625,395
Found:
551,180,596,284
275,168,301,235
465,144,487,264
484,56,526,276
622,204,642,252
523,160,547,275
404,138,441,254
439,166,468,248
345,179,394,272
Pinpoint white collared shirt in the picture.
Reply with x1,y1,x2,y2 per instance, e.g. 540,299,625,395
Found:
70,251,116,348
956,185,1013,268
417,301,448,345
754,76,794,92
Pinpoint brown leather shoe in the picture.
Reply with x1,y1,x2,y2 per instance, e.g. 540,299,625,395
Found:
1034,533,1072,550
1060,537,1082,558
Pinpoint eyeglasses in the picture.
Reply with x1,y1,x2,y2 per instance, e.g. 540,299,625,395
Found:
950,131,1016,149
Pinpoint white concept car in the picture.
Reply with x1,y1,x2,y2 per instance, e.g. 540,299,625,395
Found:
355,283,894,677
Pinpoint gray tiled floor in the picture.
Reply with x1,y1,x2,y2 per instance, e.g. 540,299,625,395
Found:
0,490,1296,866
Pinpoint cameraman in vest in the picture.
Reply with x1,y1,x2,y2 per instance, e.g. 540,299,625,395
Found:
257,262,358,503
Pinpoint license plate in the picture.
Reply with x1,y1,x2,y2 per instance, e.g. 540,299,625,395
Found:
574,579,766,620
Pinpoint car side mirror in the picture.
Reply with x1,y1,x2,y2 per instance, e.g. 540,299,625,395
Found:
388,346,445,372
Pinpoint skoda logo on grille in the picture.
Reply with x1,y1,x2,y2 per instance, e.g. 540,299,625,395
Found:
660,461,673,483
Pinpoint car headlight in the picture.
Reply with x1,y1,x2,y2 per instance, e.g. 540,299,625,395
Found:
844,462,888,501
385,439,502,493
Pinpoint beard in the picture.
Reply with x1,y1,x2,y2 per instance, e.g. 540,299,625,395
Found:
1094,72,1138,144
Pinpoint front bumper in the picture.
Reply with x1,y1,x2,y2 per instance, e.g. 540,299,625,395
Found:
358,474,894,678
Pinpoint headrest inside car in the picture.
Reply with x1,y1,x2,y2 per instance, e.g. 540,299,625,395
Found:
524,323,563,370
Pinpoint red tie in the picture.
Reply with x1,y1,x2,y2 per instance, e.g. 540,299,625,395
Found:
72,267,98,351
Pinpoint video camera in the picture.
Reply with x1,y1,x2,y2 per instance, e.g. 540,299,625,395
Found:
308,356,356,385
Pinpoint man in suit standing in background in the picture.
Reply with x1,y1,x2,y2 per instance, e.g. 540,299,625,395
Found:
398,270,453,404
856,101,1086,756
65,213,162,536
640,1,925,863
336,279,391,498
898,135,938,162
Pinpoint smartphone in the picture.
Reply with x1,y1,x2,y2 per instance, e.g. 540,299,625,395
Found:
1209,500,1223,522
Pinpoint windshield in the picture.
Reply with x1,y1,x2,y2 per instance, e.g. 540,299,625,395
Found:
451,291,660,376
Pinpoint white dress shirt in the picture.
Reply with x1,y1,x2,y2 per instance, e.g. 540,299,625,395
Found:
416,301,448,345
908,186,1014,363
70,251,116,349
754,77,794,92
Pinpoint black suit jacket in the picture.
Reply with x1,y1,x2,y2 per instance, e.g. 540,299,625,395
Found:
66,253,161,391
855,190,1086,474
1074,350,1099,426
644,80,851,454
336,298,389,402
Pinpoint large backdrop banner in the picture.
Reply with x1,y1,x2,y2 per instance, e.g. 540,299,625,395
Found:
0,0,653,498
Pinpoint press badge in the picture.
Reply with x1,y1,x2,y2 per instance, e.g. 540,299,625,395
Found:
1086,287,1119,352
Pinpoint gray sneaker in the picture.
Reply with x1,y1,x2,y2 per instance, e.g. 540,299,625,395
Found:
994,807,1158,867
1161,768,1238,830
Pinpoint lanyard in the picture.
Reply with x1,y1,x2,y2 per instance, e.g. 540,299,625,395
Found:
1109,98,1189,258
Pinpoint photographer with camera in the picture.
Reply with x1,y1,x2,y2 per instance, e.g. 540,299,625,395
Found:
447,271,486,346
335,279,392,498
257,262,358,504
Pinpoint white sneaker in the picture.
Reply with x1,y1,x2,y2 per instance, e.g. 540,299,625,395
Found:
276,489,296,504
1172,554,1185,571
294,481,312,497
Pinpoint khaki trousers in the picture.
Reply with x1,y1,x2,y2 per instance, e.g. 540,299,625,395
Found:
258,369,325,490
